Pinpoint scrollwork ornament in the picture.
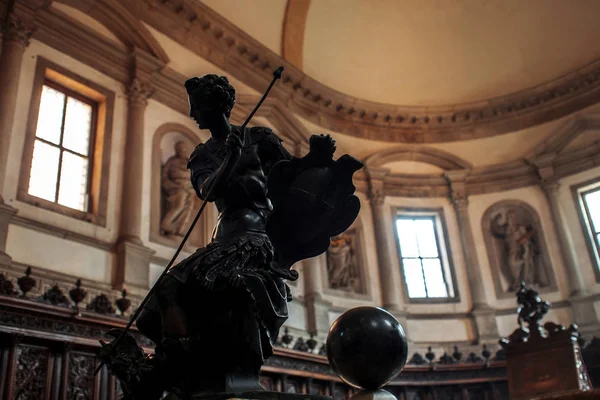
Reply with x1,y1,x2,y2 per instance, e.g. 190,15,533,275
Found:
126,78,154,106
2,14,35,48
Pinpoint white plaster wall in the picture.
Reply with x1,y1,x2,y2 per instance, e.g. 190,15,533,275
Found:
4,40,127,283
557,165,600,292
468,186,572,311
406,319,474,344
6,224,113,283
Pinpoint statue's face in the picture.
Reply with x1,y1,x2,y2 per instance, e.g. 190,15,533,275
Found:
175,141,188,157
188,97,212,130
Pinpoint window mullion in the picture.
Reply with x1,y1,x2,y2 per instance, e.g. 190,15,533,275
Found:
54,95,68,202
411,219,429,298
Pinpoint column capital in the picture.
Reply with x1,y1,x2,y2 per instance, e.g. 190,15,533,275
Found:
1,13,35,47
126,78,154,107
444,169,470,212
540,178,560,196
451,195,469,212
365,167,389,207
368,188,386,207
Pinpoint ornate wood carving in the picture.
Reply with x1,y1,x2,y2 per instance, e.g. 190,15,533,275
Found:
14,345,50,399
0,292,509,399
66,352,96,400
86,294,116,315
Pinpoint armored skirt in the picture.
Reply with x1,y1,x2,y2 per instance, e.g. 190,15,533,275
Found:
147,232,289,365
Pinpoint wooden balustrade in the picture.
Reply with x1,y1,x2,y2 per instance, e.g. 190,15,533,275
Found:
0,270,508,399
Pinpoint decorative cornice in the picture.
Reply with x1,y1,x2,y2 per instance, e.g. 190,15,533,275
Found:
122,0,600,144
30,2,600,204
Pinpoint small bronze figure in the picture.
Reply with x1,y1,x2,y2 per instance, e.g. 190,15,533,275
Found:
515,281,550,336
99,71,362,399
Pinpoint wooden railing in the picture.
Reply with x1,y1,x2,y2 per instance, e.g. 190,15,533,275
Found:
0,271,508,399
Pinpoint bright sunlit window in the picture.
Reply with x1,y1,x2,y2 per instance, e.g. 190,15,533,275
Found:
28,81,95,212
581,186,600,268
395,214,455,300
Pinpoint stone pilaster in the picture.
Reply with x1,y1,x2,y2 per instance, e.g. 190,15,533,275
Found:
114,53,162,291
366,168,406,314
302,255,331,337
445,170,499,343
528,156,600,335
0,11,34,203
0,202,17,267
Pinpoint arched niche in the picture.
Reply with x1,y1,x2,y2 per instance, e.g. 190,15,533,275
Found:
322,216,368,297
481,200,557,299
150,123,212,250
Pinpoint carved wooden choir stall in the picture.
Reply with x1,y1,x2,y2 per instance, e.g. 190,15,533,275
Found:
500,283,598,399
0,268,508,399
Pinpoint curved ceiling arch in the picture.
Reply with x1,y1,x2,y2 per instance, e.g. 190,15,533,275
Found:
56,0,169,64
281,0,310,70
124,0,600,143
365,146,472,171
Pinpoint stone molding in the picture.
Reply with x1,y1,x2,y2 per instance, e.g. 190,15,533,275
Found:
30,2,600,198
7,0,598,257
116,0,600,144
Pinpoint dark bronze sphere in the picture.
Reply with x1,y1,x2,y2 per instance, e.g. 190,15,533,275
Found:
326,307,408,390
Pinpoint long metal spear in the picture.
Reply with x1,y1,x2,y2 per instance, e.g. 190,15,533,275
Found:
95,66,284,375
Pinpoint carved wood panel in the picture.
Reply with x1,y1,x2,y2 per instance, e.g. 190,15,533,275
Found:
13,345,51,400
0,296,508,400
66,352,96,400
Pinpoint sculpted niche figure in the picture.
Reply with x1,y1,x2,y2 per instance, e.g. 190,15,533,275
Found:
99,73,362,399
491,209,550,291
160,140,196,237
327,233,361,292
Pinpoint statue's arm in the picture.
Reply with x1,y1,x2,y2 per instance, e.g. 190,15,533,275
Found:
256,127,293,175
187,144,220,201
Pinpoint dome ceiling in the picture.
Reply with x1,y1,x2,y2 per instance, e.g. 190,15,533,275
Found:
201,0,600,106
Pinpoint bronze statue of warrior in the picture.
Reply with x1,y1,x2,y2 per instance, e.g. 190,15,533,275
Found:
100,73,362,399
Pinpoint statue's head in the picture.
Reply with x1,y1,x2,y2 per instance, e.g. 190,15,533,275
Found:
184,74,236,129
174,141,188,157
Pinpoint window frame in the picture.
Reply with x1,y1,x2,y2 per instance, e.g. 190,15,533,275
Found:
572,179,600,282
30,79,99,210
18,57,114,226
393,207,460,304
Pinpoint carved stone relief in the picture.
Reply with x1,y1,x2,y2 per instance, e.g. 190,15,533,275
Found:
482,201,557,298
325,227,365,294
160,137,196,237
151,127,210,249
